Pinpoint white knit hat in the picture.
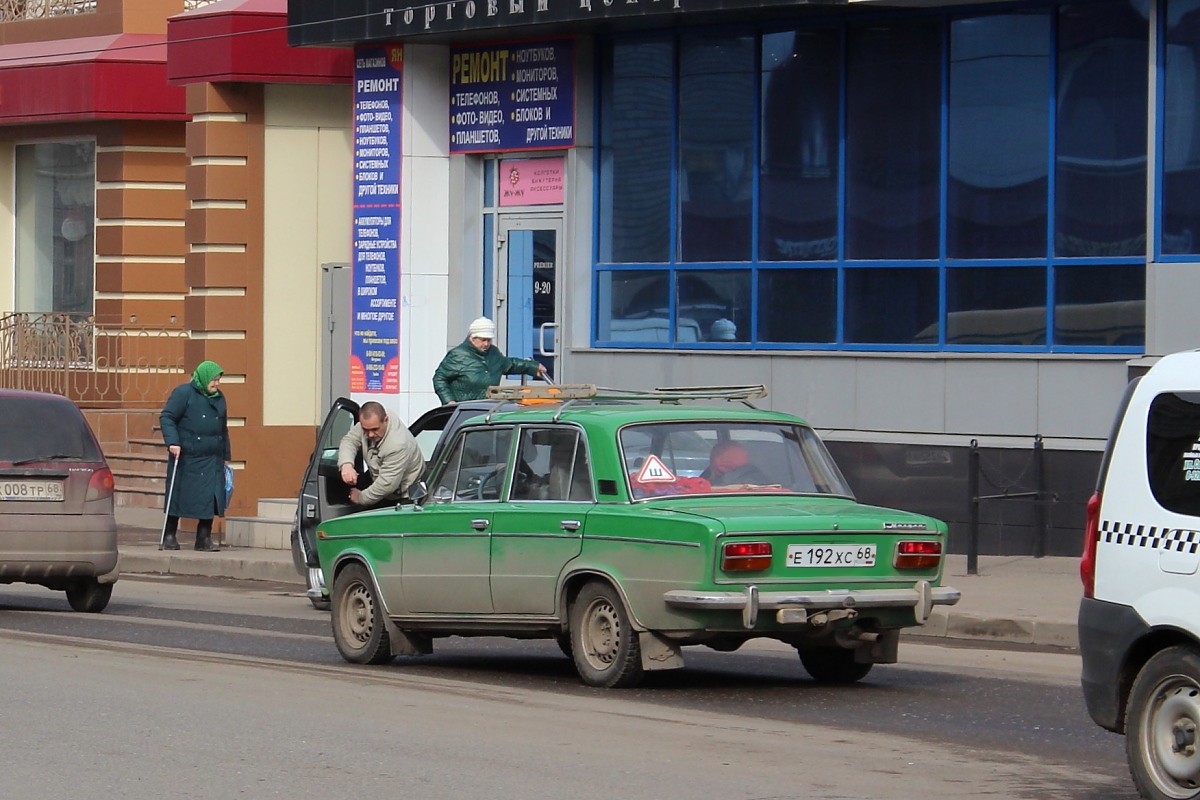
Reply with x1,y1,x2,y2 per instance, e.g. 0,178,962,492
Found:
468,317,496,339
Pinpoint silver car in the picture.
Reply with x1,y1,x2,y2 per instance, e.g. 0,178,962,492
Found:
0,389,119,612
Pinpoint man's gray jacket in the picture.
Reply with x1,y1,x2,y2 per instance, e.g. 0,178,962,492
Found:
337,418,424,506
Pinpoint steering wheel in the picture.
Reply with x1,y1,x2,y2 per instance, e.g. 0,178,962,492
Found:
476,468,503,500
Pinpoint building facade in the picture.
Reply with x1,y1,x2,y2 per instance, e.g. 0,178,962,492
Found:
281,0,1199,555
0,0,353,521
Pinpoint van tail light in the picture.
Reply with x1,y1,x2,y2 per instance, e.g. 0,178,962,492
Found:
894,540,942,569
1081,491,1101,599
722,541,772,572
86,467,115,502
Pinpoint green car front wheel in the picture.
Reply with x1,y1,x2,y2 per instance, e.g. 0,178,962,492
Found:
331,563,392,665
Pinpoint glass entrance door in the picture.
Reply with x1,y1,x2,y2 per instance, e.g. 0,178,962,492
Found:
497,217,563,381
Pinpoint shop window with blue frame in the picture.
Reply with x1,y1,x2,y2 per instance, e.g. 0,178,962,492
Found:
1055,263,1146,346
760,28,840,262
596,270,671,343
758,269,838,344
845,19,941,262
1053,1,1147,346
947,14,1050,260
1162,0,1200,255
598,39,673,264
946,266,1048,345
845,268,940,345
1056,2,1148,259
594,1,1148,352
678,31,756,263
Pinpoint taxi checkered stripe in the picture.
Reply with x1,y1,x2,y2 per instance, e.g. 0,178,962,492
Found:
1101,520,1200,553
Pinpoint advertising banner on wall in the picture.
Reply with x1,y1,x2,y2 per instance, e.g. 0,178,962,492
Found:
450,39,574,153
351,45,403,393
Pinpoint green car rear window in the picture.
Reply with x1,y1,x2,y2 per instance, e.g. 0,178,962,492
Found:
619,421,852,500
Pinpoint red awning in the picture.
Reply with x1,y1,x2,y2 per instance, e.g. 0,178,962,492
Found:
167,0,351,85
0,34,185,124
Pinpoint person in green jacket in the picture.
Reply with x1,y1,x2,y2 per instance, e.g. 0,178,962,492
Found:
432,317,546,404
159,360,230,551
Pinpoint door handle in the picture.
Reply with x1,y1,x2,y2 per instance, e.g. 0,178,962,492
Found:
539,322,558,357
560,519,581,532
471,519,490,531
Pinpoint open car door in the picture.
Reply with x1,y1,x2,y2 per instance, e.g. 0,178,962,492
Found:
408,404,456,476
291,397,360,608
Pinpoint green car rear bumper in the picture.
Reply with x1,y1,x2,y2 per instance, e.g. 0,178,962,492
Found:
663,581,961,628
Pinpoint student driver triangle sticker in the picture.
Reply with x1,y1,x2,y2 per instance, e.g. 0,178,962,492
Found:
636,454,676,483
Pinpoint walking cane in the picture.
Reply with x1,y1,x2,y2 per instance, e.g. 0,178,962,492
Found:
158,454,179,551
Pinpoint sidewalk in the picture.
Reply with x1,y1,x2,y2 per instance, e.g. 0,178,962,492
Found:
116,525,1084,650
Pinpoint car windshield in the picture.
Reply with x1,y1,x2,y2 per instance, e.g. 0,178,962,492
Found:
619,421,852,499
0,397,102,463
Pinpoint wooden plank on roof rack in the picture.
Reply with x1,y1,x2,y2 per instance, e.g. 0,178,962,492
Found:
590,385,768,402
485,383,598,400
653,385,768,400
484,383,769,403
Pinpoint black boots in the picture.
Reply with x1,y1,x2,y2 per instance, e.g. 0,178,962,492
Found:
162,516,219,551
195,519,219,551
194,534,219,551
162,516,180,550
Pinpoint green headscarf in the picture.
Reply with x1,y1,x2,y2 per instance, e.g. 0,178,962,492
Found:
192,360,224,397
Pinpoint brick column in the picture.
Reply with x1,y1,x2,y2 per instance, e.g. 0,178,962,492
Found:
184,82,264,518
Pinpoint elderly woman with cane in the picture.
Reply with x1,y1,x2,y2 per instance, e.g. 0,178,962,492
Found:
159,360,231,551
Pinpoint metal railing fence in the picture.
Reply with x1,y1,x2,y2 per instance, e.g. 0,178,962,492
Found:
0,0,95,20
0,0,217,21
0,312,187,408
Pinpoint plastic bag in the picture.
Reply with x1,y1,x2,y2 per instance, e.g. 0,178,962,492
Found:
224,464,234,506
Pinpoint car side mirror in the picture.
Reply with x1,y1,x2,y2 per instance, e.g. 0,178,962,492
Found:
408,480,427,503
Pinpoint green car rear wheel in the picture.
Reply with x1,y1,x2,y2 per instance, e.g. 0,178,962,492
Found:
569,581,644,688
798,645,873,684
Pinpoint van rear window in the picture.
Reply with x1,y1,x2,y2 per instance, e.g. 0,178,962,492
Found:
1147,392,1200,516
0,397,102,463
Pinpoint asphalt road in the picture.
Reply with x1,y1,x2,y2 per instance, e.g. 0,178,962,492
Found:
0,576,1135,800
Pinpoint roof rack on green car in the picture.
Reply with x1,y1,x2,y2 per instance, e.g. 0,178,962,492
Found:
484,383,768,420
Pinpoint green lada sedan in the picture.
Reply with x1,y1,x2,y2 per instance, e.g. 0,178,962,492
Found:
315,384,960,688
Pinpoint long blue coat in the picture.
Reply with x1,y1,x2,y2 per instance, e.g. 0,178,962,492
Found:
160,381,231,520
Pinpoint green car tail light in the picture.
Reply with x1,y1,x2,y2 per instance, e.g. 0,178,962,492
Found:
893,540,942,570
722,541,772,572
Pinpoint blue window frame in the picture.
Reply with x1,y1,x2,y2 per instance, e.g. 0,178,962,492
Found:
594,0,1149,353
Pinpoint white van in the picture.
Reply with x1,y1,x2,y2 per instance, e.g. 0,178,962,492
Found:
1080,350,1200,800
